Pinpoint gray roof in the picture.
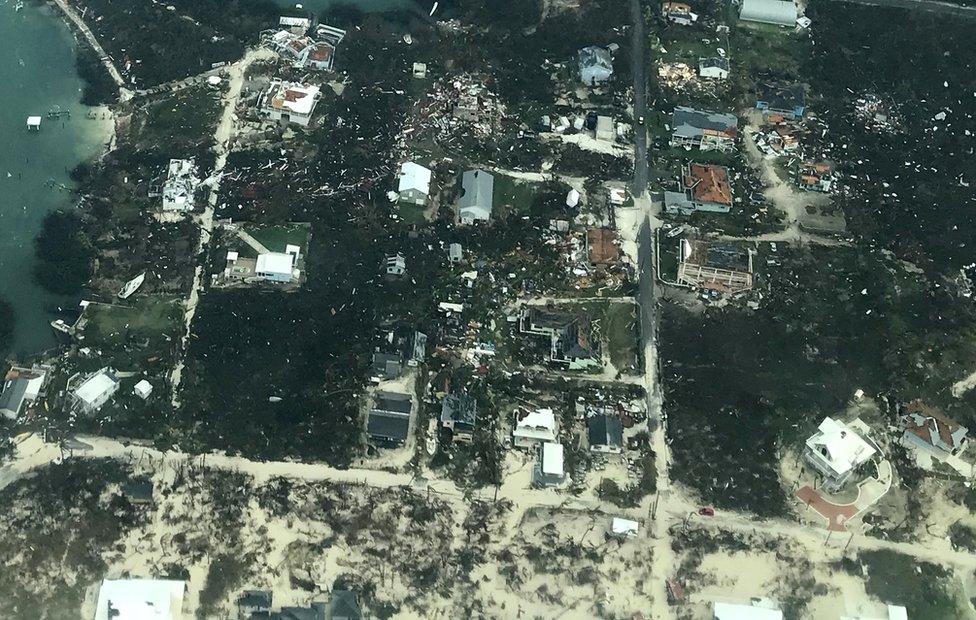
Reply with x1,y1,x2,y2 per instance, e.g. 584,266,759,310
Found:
739,0,798,26
329,590,361,620
699,57,730,72
273,602,327,620
588,414,623,448
372,352,402,380
578,46,614,83
441,393,478,429
0,378,29,418
458,169,494,222
374,391,412,415
758,83,805,111
671,106,737,140
367,410,411,442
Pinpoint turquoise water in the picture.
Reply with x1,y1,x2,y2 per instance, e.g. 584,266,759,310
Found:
0,2,112,357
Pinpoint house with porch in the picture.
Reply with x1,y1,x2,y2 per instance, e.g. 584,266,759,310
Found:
802,417,877,492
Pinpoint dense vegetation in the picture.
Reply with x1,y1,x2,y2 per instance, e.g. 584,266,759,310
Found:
662,245,976,515
33,210,94,296
75,46,118,106
807,0,976,274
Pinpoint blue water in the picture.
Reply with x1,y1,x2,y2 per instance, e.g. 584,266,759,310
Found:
0,2,112,357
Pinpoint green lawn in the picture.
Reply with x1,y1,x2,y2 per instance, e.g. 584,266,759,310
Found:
246,223,311,254
396,202,429,226
494,174,538,218
131,84,223,148
602,301,640,374
82,296,182,370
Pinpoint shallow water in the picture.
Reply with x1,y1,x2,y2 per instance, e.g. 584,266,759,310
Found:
0,2,112,357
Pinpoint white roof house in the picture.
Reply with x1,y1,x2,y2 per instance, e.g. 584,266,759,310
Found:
611,517,639,537
458,169,494,224
134,379,153,400
739,0,798,26
162,159,199,212
542,441,564,475
578,46,613,85
514,408,557,447
397,162,433,206
713,601,783,620
94,579,186,620
803,417,876,491
255,252,297,282
260,81,321,127
72,368,119,414
841,604,908,620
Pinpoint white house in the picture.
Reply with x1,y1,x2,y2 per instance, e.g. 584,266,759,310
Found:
611,517,639,538
0,366,47,420
162,159,199,212
803,417,877,492
385,253,406,276
133,379,154,400
458,169,494,224
699,57,730,80
713,600,783,620
595,115,615,141
536,442,565,487
259,81,321,127
71,368,119,414
739,0,798,26
397,162,432,206
513,408,558,448
94,579,186,620
255,252,297,283
578,46,613,85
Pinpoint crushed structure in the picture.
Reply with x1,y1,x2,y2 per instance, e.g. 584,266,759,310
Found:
161,159,199,212
662,1,698,24
671,106,738,153
578,46,614,85
900,400,968,457
520,307,602,371
677,239,754,294
259,81,321,127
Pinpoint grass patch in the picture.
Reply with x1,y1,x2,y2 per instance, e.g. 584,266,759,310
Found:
603,301,640,374
396,202,429,226
128,85,223,151
859,550,967,619
494,174,538,218
82,297,182,369
246,222,311,254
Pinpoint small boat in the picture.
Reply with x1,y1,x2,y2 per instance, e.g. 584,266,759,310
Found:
118,272,146,299
14,2,24,12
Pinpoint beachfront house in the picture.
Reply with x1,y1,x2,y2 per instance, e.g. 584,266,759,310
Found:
802,417,877,492
458,169,494,225
259,80,321,127
397,161,432,206
0,365,47,420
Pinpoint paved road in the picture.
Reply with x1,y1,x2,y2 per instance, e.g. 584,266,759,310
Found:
630,0,648,196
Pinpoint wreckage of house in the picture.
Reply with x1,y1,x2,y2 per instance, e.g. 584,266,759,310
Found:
664,163,733,215
900,400,968,457
520,308,601,371
798,161,836,192
677,239,754,294
578,46,614,85
662,1,698,24
161,158,199,212
671,106,738,153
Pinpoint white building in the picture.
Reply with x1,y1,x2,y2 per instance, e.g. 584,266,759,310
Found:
0,366,47,420
71,368,119,414
94,579,186,620
513,408,557,448
595,116,615,141
578,46,613,85
458,169,494,224
713,600,783,620
260,81,321,127
385,253,406,276
803,417,877,492
611,517,639,537
162,159,199,212
536,441,565,487
133,379,154,400
699,57,730,80
739,0,798,26
397,162,432,206
255,252,297,283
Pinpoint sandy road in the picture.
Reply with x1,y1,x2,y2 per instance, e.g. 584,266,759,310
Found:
50,0,131,100
169,47,273,405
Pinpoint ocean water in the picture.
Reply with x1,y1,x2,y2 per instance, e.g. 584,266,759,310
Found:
0,1,112,357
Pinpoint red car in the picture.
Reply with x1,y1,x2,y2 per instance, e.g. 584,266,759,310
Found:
698,506,715,517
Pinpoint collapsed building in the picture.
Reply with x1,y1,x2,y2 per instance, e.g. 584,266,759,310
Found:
677,238,754,294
